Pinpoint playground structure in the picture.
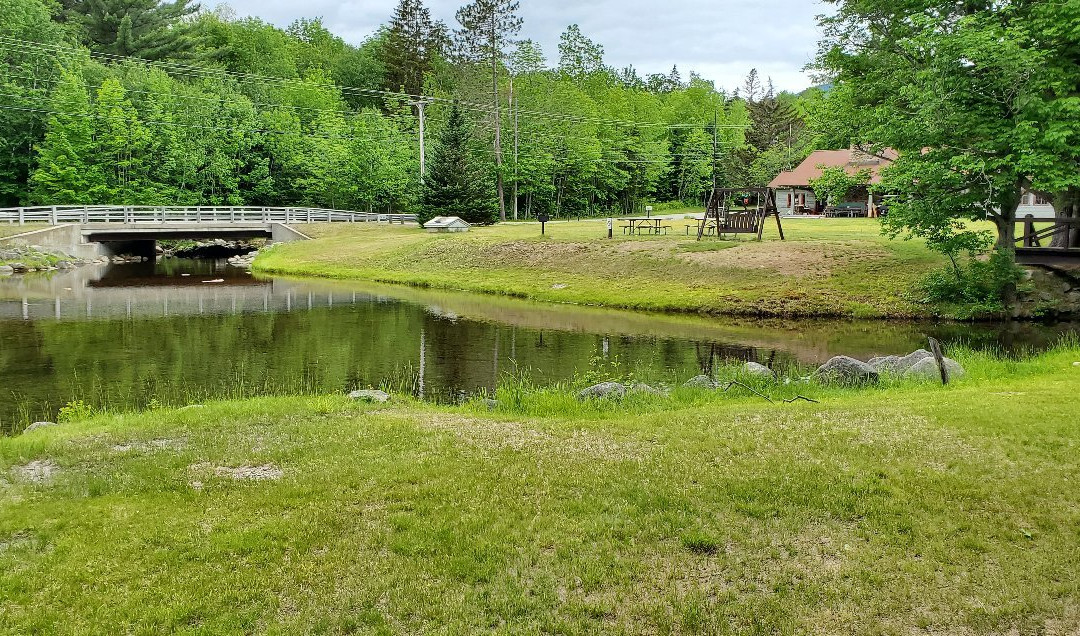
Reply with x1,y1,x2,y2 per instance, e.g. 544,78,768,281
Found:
696,187,785,241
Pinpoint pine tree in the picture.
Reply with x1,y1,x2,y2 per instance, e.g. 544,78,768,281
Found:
63,0,201,60
420,103,496,225
380,0,448,96
454,0,522,222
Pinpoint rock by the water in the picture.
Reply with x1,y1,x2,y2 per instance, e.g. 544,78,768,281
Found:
349,389,390,403
896,349,933,372
868,355,902,374
8,262,27,273
904,357,966,381
577,382,626,400
742,362,773,377
630,382,666,397
0,265,13,276
815,356,879,385
23,421,58,434
683,375,719,390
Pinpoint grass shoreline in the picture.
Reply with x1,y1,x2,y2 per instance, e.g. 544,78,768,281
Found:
2,345,1079,632
252,216,959,320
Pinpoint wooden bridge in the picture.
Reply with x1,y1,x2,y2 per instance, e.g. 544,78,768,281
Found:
1016,215,1080,265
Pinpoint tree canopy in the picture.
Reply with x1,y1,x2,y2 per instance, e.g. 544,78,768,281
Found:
815,0,1080,257
0,0,823,216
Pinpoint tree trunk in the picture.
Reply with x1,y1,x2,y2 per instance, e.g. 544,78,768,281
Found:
490,27,506,222
994,185,1022,310
1050,187,1080,248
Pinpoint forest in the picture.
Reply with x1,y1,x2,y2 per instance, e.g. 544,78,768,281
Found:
0,0,821,222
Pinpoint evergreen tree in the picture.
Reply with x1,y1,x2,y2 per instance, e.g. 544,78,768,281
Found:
380,0,448,96
454,0,522,221
64,0,201,60
421,103,496,225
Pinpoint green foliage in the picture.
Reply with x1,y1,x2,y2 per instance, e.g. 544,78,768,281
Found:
63,0,201,60
0,0,67,205
420,102,496,224
815,0,1080,255
809,165,870,206
57,399,95,422
918,250,1024,313
8,0,817,218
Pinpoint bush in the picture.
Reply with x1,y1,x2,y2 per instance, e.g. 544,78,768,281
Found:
918,250,1023,313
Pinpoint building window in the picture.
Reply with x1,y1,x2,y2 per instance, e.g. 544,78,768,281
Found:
1034,194,1050,206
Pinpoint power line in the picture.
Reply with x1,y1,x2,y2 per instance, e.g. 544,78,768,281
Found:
0,36,750,131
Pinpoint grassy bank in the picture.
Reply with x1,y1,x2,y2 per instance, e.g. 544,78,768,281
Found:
253,216,953,318
2,345,1080,633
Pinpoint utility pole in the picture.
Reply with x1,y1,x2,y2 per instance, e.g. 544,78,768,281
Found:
511,77,519,221
411,97,434,182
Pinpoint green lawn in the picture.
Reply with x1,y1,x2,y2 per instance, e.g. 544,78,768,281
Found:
0,224,46,240
255,216,956,318
2,345,1079,633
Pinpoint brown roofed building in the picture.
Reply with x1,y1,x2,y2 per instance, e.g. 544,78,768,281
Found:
768,148,897,216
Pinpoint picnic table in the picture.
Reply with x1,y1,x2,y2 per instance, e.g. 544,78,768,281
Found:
620,217,669,235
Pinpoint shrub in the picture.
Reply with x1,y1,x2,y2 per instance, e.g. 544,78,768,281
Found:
918,249,1023,313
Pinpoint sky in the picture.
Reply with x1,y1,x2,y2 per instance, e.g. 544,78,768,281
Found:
215,0,828,94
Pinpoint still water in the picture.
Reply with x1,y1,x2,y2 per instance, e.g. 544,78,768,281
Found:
1,259,1076,431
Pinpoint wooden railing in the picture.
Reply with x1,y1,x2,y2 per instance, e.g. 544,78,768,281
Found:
0,205,417,226
1017,215,1080,249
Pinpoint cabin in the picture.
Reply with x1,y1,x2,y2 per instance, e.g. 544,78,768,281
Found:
769,149,897,216
423,216,471,233
1017,192,1057,220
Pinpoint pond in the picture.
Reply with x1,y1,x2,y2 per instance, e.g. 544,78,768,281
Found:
1,259,1076,432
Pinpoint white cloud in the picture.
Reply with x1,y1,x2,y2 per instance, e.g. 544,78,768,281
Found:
215,0,826,93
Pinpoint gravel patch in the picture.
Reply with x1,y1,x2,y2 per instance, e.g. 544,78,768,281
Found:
10,460,59,484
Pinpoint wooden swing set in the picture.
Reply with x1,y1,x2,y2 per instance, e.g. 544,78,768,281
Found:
696,187,785,241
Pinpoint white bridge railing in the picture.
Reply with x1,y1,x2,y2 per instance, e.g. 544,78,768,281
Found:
0,205,417,226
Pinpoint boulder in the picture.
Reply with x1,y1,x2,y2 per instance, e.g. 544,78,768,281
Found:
630,382,666,397
577,382,626,400
23,421,58,434
8,262,27,273
814,356,879,385
904,357,966,381
895,349,933,372
349,389,390,403
742,362,774,377
683,375,719,390
0,265,13,276
868,355,902,374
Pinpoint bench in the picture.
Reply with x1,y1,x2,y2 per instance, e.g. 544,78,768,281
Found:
825,203,868,217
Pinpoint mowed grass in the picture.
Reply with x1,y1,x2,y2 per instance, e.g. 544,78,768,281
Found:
254,215,953,318
2,346,1079,633
0,224,47,240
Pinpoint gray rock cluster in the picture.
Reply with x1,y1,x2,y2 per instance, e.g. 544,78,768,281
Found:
577,382,626,400
815,349,965,384
575,381,670,400
227,251,259,268
0,245,83,274
349,389,390,403
682,375,720,390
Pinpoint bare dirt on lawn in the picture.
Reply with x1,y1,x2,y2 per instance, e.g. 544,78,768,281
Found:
681,241,891,277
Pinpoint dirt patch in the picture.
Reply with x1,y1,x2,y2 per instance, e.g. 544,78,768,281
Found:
412,414,653,461
188,462,283,483
112,438,186,453
682,241,889,277
10,460,58,484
